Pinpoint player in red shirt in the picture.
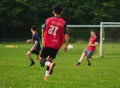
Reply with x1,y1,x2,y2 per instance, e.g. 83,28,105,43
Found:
40,4,69,80
76,30,98,66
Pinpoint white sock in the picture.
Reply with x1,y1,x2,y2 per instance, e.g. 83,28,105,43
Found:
45,71,49,76
45,61,51,66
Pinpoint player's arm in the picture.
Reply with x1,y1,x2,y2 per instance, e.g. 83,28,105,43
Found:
64,34,69,51
89,42,98,46
41,24,46,37
30,40,38,51
64,24,69,51
26,39,33,43
89,38,98,46
41,29,44,37
41,24,46,46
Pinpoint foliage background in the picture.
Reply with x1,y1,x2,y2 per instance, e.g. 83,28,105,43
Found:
0,0,120,41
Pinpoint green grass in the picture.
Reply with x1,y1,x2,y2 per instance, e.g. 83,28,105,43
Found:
0,43,120,88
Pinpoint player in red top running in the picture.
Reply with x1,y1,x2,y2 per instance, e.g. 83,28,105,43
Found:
40,4,69,80
76,30,98,66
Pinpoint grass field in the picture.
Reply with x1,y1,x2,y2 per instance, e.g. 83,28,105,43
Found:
0,43,120,88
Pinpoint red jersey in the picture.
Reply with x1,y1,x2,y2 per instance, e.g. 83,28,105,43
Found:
43,17,67,49
87,36,97,51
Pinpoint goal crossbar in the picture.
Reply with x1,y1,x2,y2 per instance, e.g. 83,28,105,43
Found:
67,25,120,27
100,22,120,57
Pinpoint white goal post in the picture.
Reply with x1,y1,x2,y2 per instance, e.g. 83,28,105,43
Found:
100,22,120,57
68,22,120,57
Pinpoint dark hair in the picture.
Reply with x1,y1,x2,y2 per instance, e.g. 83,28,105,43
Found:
31,26,36,31
90,30,96,33
52,4,62,14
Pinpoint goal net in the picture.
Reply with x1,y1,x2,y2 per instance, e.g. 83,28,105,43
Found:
67,25,100,58
100,22,120,57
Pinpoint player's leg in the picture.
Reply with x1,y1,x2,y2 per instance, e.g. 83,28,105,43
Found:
44,48,58,80
44,56,52,80
86,50,94,66
36,55,41,62
87,58,91,66
39,47,53,80
46,56,55,75
76,49,87,66
40,47,48,67
35,49,41,62
26,51,35,66
44,56,55,80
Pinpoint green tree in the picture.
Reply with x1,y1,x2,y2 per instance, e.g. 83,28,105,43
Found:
0,0,38,41
0,0,120,41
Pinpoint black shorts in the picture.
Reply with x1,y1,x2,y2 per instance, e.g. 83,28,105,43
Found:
31,49,40,55
40,47,58,59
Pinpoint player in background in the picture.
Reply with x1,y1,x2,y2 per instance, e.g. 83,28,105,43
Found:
26,26,41,66
40,4,69,80
76,30,98,66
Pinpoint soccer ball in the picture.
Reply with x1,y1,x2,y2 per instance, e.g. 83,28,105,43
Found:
68,44,73,50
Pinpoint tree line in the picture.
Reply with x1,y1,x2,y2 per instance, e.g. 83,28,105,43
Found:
0,0,120,42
